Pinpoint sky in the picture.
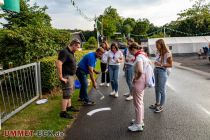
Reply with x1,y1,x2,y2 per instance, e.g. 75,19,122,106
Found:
28,0,197,30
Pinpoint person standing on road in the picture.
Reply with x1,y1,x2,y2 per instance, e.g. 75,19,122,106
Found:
149,39,173,113
76,48,105,106
108,42,123,98
128,42,146,132
99,41,110,87
56,39,81,119
123,38,135,101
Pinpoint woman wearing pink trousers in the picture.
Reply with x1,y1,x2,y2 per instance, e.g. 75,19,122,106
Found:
128,42,146,132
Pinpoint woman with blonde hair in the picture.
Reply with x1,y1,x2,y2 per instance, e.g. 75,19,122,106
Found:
149,39,173,113
100,41,110,87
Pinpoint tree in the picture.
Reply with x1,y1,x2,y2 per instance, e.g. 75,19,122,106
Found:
1,0,51,29
0,0,71,67
167,0,210,36
98,6,122,38
131,18,150,40
121,18,136,37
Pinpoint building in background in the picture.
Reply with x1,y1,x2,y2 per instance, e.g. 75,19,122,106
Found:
71,31,86,49
148,36,210,56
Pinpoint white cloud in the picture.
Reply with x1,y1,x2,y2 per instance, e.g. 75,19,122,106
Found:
29,0,195,30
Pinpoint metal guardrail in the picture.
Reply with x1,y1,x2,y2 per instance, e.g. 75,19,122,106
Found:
0,62,42,124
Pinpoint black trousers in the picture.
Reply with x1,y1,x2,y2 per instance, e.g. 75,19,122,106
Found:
100,62,110,83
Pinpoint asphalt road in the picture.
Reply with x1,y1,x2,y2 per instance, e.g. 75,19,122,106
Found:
65,66,210,140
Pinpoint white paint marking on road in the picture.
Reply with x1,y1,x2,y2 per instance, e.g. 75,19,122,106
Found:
166,82,176,91
196,104,210,117
87,107,111,116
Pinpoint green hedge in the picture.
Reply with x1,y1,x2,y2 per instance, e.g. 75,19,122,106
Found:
40,50,93,92
40,56,58,92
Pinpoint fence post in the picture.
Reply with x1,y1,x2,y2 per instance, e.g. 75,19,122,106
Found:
37,62,42,99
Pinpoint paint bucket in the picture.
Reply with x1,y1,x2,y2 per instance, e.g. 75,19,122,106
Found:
74,80,81,89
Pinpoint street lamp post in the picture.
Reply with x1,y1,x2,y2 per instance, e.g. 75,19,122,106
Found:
95,17,103,48
95,18,100,48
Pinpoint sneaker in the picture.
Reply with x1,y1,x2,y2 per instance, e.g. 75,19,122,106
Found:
83,101,96,106
126,95,133,101
124,93,130,96
77,98,84,102
60,111,73,119
114,92,119,98
106,83,110,87
99,83,105,86
66,106,79,112
149,103,159,109
128,123,143,132
154,106,163,113
109,91,115,96
130,119,144,127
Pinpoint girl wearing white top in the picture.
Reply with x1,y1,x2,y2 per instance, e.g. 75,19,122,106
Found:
149,39,173,113
107,42,123,97
100,41,110,87
127,42,146,132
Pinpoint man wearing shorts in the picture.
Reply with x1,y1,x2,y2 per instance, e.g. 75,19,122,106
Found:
56,39,80,119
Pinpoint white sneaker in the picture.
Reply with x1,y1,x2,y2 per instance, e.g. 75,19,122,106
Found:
130,119,144,127
106,83,110,87
114,92,119,98
109,91,115,96
123,93,130,96
126,95,133,101
99,83,105,86
128,123,143,132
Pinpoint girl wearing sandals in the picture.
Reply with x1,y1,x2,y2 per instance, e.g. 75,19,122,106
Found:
149,39,173,113
128,42,146,132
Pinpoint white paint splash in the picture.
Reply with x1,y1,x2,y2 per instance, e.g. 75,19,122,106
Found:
87,107,111,116
167,82,176,91
196,104,210,117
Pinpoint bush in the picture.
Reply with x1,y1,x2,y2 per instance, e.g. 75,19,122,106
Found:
0,27,71,69
88,36,97,45
40,50,93,92
40,56,59,92
82,42,90,50
82,36,97,50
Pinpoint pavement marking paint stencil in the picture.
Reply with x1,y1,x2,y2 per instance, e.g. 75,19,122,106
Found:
87,107,111,116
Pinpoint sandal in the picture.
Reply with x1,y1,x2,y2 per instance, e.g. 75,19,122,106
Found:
149,103,159,109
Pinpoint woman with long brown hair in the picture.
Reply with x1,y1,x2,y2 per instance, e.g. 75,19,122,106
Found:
149,39,173,113
100,41,110,87
107,42,123,97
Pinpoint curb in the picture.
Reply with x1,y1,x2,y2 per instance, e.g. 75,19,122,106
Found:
173,62,210,78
